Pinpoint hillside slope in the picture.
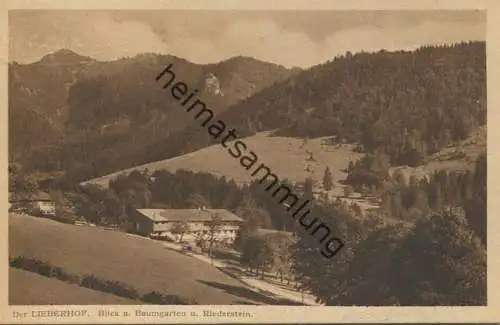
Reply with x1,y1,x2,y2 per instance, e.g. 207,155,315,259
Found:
84,131,364,189
10,50,296,173
13,42,485,186
83,42,486,184
9,268,141,305
86,125,485,214
9,213,294,305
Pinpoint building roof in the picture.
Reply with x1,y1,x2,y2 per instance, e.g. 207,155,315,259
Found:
136,208,243,223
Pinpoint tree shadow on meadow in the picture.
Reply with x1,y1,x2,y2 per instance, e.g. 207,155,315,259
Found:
197,280,302,306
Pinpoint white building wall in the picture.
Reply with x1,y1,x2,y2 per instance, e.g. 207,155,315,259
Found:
152,221,240,243
36,201,56,215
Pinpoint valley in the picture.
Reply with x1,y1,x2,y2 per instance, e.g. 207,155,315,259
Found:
8,40,487,307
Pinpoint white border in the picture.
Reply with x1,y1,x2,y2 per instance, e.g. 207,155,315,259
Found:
1,1,498,323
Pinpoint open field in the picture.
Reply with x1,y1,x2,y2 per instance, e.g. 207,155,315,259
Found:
84,131,364,189
85,126,485,191
9,268,141,305
83,127,485,214
9,213,295,305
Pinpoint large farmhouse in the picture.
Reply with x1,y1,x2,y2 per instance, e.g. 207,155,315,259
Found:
130,208,243,243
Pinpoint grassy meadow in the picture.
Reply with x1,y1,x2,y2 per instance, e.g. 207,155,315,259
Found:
9,268,141,305
84,131,364,190
9,213,292,305
85,126,484,191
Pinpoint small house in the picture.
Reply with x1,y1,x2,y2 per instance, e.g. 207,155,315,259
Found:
9,191,56,216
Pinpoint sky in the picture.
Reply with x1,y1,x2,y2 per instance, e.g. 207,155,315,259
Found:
9,10,485,68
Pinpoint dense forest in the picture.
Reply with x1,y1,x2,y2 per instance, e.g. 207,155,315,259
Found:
292,153,486,305
227,41,485,167
37,41,485,183
292,201,486,305
9,50,295,175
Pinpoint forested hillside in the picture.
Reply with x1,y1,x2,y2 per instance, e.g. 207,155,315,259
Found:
292,153,486,305
12,42,485,184
87,41,485,183
226,41,485,167
8,50,96,158
10,50,295,174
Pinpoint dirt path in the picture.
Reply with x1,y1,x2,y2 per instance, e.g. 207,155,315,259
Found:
159,241,321,306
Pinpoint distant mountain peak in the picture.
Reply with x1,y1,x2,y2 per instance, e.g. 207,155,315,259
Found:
226,55,256,61
39,49,94,64
224,55,269,65
219,55,290,71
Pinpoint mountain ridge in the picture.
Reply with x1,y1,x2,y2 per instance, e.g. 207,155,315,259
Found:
9,49,298,174
15,48,293,69
9,42,485,186
92,41,484,182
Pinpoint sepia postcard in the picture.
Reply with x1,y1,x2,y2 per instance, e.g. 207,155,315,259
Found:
1,0,499,323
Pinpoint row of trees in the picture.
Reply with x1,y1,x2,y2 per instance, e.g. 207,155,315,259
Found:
374,154,486,243
238,230,295,283
105,169,302,231
51,169,279,242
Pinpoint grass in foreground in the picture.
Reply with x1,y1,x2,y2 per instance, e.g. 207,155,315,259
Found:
9,268,141,305
9,213,289,305
10,256,196,304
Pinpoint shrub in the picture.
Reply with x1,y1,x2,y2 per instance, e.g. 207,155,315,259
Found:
9,256,52,276
80,275,141,300
103,280,139,299
36,260,53,277
80,274,103,291
141,291,165,304
10,256,81,284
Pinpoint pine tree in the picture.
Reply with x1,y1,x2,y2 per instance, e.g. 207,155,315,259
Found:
303,177,315,200
322,166,334,191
